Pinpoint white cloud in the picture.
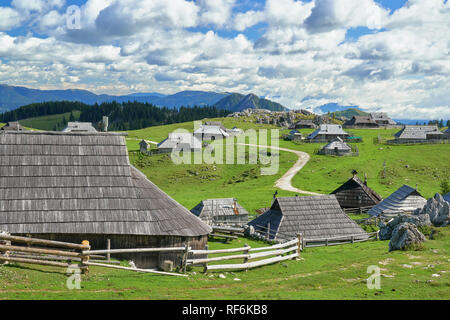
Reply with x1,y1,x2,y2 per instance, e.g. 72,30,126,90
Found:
0,7,23,31
0,0,449,119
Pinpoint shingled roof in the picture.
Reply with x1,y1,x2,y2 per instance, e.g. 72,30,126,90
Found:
394,125,442,140
368,185,427,216
0,131,212,237
308,124,349,140
1,122,25,131
344,116,379,127
321,137,351,151
248,195,368,241
191,198,249,226
63,122,97,133
443,193,450,203
331,175,382,209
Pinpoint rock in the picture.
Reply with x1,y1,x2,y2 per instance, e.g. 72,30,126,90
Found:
233,278,241,281
431,274,440,277
379,214,431,241
389,222,426,252
414,193,450,227
219,274,226,279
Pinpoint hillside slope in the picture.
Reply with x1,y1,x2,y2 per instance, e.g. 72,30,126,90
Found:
215,93,288,112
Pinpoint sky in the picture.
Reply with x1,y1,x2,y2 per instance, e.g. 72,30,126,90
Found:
0,0,449,119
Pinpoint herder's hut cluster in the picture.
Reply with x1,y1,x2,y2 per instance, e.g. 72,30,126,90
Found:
157,132,202,153
0,131,212,269
1,122,25,131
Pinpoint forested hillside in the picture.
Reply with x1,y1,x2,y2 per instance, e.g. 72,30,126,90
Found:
0,101,231,131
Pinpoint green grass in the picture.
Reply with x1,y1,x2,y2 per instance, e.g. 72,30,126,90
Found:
19,111,81,131
124,119,450,214
0,227,448,300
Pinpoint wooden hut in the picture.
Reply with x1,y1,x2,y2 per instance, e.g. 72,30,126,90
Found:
62,122,97,133
318,137,352,156
307,124,349,142
157,133,202,153
1,122,25,131
290,120,318,129
247,195,368,241
331,174,382,209
343,116,379,128
191,199,249,226
0,131,212,269
394,125,443,142
368,185,427,217
369,112,396,127
194,125,229,141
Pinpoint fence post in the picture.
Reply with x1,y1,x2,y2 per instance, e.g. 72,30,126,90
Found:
351,236,354,244
106,239,111,262
326,238,329,246
202,245,208,274
80,240,90,275
267,223,271,241
376,230,379,241
182,242,190,274
297,233,302,259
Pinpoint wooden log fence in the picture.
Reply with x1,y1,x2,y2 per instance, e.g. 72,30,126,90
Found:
0,233,191,276
303,232,378,248
186,237,301,272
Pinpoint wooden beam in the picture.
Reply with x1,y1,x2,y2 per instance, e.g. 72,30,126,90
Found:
0,244,83,258
84,247,188,255
83,261,187,277
0,255,72,268
0,234,89,250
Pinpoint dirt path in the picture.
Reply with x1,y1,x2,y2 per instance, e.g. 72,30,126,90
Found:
238,143,321,196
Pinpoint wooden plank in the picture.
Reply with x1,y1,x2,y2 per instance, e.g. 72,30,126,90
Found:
0,234,89,250
249,239,298,252
248,246,297,260
0,255,72,268
188,253,249,265
209,234,238,240
83,261,187,277
191,247,248,255
206,253,298,271
0,244,83,258
84,247,188,255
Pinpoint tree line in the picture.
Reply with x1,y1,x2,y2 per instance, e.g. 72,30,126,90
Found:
0,100,231,131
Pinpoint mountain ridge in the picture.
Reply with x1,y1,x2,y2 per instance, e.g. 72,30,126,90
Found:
0,84,287,113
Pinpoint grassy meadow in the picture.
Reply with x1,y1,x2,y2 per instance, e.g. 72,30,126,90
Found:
125,118,450,215
0,227,448,300
18,111,81,131
0,115,448,300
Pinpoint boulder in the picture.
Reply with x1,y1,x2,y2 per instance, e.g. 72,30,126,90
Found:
389,222,426,252
414,193,449,227
378,214,431,241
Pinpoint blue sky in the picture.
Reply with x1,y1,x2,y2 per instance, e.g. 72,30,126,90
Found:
0,0,448,119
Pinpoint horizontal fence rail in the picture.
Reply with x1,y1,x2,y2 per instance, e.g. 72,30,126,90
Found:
187,235,302,272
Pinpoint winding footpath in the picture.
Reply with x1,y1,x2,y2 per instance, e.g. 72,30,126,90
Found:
237,143,322,196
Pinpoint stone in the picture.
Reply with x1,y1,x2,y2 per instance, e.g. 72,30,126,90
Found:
379,214,431,241
160,260,173,272
414,193,450,227
219,274,226,279
389,222,426,252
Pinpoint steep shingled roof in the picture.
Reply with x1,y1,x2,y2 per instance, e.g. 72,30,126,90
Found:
394,125,442,140
191,198,249,225
248,195,368,241
321,137,351,151
331,175,382,209
0,131,212,236
308,124,349,139
368,185,427,216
